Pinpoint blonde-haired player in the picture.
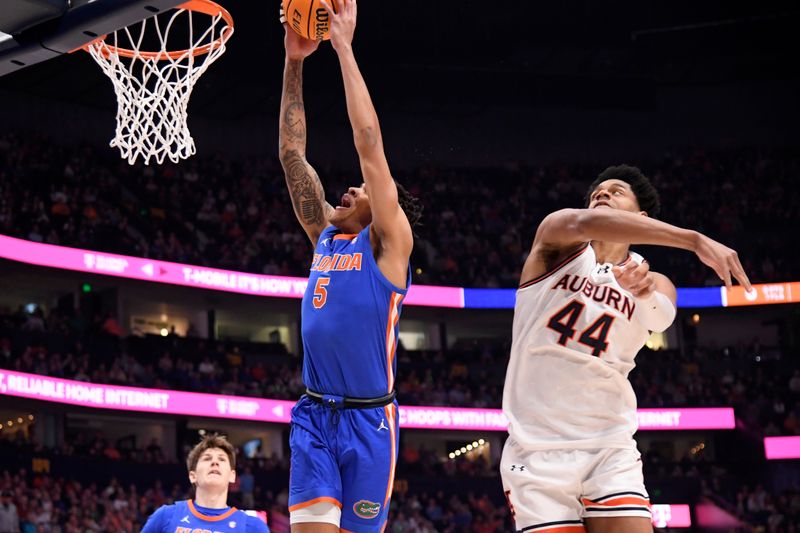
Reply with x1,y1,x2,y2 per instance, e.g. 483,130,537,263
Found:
501,165,751,533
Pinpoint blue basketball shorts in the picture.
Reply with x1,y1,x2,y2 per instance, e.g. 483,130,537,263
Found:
288,395,400,532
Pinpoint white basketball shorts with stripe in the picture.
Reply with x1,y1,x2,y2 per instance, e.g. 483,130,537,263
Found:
500,437,651,532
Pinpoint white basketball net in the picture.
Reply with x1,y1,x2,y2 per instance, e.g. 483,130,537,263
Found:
85,4,232,165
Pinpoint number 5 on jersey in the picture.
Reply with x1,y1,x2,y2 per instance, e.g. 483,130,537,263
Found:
313,277,330,309
546,300,615,357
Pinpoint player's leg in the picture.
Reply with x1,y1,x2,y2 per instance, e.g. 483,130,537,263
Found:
291,506,340,533
288,397,344,532
337,403,399,533
584,516,652,533
582,447,653,533
500,437,587,532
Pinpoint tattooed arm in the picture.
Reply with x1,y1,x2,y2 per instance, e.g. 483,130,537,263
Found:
278,26,333,246
320,0,413,286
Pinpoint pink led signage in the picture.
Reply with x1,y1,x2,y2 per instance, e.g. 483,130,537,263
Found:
0,234,462,308
636,408,735,430
0,370,294,423
398,405,509,431
764,436,800,460
651,504,691,528
2,371,735,432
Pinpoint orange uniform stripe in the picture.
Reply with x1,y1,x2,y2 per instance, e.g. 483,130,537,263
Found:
332,233,358,240
582,496,651,508
187,500,238,521
384,295,394,391
384,292,402,392
288,496,343,512
380,292,402,530
390,293,402,389
382,403,397,513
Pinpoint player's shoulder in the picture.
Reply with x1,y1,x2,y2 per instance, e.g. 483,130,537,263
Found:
520,241,592,289
141,502,179,533
243,513,270,533
321,224,338,238
154,501,181,517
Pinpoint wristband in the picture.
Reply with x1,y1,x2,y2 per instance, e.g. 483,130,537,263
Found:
634,291,676,332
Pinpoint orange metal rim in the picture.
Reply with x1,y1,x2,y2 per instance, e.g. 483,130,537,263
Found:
83,0,234,61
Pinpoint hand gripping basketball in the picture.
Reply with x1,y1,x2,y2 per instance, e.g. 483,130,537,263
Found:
319,0,356,52
283,21,320,60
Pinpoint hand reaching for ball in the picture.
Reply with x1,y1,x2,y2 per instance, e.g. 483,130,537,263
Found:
320,0,356,53
283,23,320,60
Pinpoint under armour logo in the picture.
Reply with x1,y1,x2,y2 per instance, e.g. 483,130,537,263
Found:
510,464,525,471
180,516,190,524
591,262,616,285
377,419,389,431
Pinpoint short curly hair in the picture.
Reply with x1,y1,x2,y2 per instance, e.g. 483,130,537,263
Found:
586,164,661,218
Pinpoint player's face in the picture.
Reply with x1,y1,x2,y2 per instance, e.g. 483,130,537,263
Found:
328,182,372,230
588,179,643,214
189,447,235,489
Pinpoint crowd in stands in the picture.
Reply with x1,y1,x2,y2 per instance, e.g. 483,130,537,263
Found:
2,132,799,288
3,424,798,532
2,308,799,530
3,306,799,439
633,345,800,438
730,484,800,532
0,434,511,533
2,129,800,530
641,449,800,532
0,465,293,533
386,491,509,533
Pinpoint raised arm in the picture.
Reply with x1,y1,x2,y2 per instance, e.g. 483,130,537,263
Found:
533,208,752,290
278,27,333,246
320,0,413,257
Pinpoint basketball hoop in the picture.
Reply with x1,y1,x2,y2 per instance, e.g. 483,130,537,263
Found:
83,0,234,165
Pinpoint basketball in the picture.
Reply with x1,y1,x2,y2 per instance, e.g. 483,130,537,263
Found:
282,0,339,41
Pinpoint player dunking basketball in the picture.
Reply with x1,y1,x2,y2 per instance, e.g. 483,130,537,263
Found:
501,165,751,533
278,0,421,531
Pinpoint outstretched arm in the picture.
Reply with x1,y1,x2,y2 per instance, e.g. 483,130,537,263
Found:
278,27,333,246
534,208,752,290
320,0,413,258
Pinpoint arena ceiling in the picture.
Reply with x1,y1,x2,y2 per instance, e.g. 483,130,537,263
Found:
0,0,797,119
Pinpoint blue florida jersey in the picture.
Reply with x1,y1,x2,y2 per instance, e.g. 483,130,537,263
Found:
141,499,269,533
301,225,410,398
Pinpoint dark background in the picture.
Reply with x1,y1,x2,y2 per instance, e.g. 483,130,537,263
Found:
1,0,798,167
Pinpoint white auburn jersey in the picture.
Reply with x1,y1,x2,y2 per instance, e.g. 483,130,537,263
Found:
503,243,651,450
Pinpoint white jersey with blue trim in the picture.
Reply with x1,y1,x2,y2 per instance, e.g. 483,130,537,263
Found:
503,243,650,450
